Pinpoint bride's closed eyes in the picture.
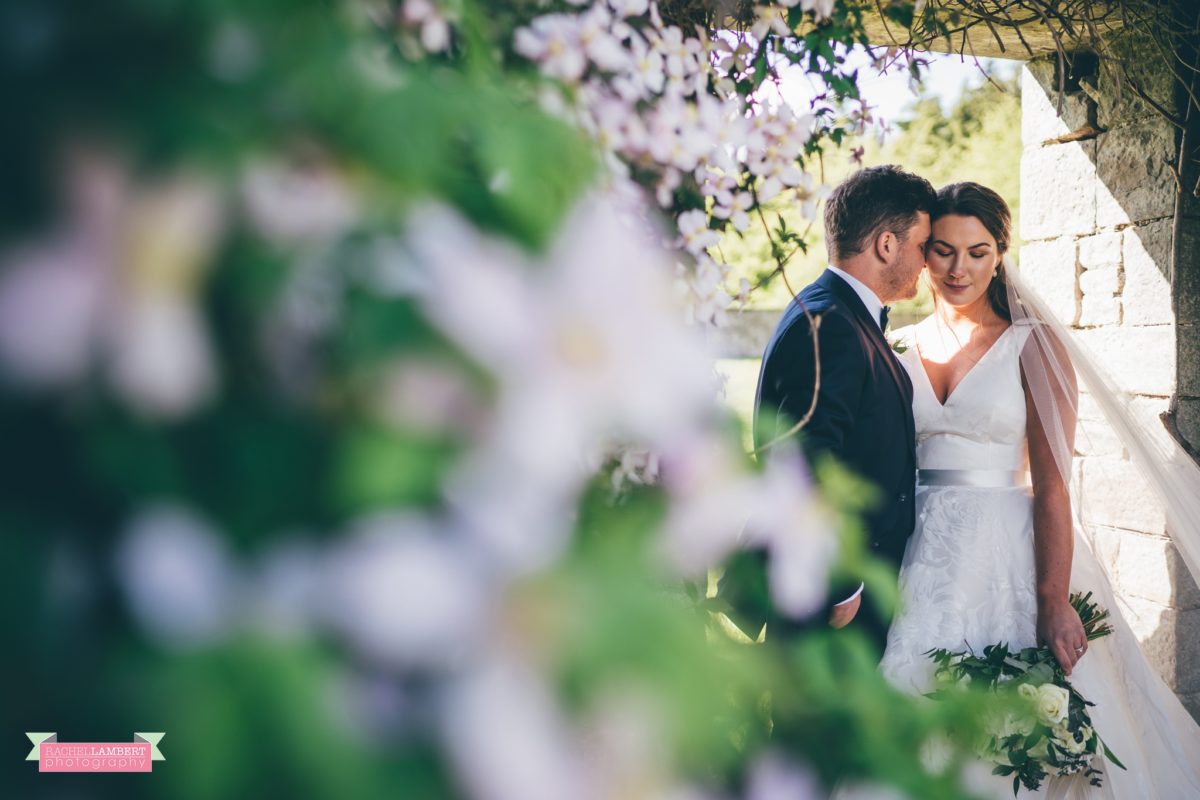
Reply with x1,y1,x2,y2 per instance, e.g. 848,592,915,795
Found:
927,241,993,260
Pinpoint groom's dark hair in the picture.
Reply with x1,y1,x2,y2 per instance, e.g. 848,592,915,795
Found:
824,165,936,262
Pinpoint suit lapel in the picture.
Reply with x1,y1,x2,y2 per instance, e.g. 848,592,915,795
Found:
815,270,913,409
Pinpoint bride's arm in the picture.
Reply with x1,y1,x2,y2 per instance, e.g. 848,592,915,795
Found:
1022,332,1087,675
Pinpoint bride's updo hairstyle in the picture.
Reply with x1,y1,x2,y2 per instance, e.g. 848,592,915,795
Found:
932,182,1013,322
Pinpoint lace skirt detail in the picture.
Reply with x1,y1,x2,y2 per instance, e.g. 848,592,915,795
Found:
880,484,1039,694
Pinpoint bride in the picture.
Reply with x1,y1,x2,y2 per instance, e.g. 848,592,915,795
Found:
880,181,1200,797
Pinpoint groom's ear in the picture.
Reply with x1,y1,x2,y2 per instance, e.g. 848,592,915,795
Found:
874,229,897,262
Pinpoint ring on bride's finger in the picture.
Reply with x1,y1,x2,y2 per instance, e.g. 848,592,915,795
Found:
1074,645,1085,654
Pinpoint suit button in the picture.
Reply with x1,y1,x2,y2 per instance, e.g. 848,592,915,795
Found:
898,493,908,502
870,541,880,550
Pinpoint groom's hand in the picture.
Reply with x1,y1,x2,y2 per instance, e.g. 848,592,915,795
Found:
829,592,861,628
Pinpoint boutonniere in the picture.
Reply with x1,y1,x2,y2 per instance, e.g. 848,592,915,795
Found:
887,335,908,355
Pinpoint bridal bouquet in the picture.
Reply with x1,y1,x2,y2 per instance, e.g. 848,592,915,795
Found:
926,592,1126,795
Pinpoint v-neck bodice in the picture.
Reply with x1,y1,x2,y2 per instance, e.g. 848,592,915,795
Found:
895,322,1035,471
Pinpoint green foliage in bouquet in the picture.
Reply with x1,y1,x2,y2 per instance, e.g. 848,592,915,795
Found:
926,592,1126,795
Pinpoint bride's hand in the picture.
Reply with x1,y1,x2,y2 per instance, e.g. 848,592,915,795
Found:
1037,600,1087,675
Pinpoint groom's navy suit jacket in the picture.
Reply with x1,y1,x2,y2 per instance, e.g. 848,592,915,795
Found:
749,269,917,648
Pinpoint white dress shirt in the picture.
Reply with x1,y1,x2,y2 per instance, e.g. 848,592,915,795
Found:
827,265,886,331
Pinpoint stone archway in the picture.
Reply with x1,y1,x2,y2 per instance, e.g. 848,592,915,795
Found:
718,4,1200,715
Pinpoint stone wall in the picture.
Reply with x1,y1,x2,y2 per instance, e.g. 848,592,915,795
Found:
1020,56,1200,716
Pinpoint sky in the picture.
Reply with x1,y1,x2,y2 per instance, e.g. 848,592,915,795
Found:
768,46,1023,129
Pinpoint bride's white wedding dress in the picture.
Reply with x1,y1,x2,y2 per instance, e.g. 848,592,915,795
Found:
880,321,1200,798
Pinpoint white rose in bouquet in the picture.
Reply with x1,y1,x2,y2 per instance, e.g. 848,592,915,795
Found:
1035,683,1069,726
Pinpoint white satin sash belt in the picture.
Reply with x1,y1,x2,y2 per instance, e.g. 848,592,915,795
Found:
917,469,1029,488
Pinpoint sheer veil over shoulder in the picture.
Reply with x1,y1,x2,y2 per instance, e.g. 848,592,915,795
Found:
1003,256,1200,795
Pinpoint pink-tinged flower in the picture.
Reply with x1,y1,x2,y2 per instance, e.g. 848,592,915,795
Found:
321,512,488,670
107,298,218,418
746,752,823,800
750,8,796,41
241,159,357,246
409,196,717,572
803,0,838,22
608,0,650,17
660,437,839,619
653,26,704,82
0,153,224,419
115,504,242,650
399,0,453,53
442,653,596,800
0,242,106,387
676,209,720,254
514,16,588,84
712,189,753,232
578,4,628,73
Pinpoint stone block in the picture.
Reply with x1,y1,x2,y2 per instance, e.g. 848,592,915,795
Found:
1021,63,1093,146
1075,325,1175,396
1094,29,1180,129
1121,596,1200,694
1017,238,1078,325
1079,455,1166,534
1178,324,1200,396
1076,415,1125,457
1088,524,1123,574
1079,266,1120,297
1095,121,1177,228
1180,692,1200,724
1112,529,1200,609
1080,294,1121,327
1122,220,1174,326
1176,220,1200,326
1173,396,1200,455
1020,141,1097,240
1078,230,1122,273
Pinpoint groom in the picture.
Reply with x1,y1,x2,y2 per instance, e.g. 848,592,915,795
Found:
751,165,935,657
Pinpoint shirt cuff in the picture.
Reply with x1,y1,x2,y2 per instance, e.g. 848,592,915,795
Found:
832,582,865,607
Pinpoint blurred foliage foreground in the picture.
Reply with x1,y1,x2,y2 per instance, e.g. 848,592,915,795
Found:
0,1,1000,798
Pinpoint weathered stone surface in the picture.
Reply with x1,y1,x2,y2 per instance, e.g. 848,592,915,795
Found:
1080,294,1121,327
1020,141,1097,240
1017,238,1078,325
1079,266,1120,297
1078,230,1122,273
1176,220,1200,327
1112,529,1200,609
1178,324,1200,396
1180,692,1200,723
1079,455,1166,534
1173,396,1200,456
1021,63,1093,146
1123,220,1174,326
1122,597,1200,694
1075,325,1175,396
1094,122,1177,228
1089,524,1124,574
1076,415,1125,457
1094,28,1180,129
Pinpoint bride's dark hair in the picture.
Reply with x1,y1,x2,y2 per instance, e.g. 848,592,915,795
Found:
932,182,1012,322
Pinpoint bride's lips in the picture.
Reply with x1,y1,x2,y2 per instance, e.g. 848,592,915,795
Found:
943,282,971,293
